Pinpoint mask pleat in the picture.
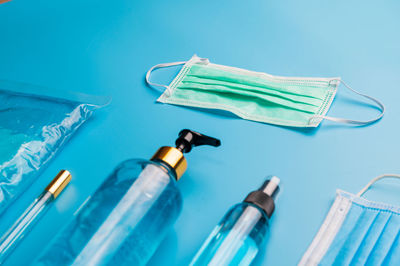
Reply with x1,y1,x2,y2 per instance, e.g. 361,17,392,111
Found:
185,72,328,102
188,64,331,97
349,211,392,266
320,204,364,265
177,82,319,114
187,64,331,101
364,214,400,265
381,229,400,265
330,207,379,265
182,75,323,107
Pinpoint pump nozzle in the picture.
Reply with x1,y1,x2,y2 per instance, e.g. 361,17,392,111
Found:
151,129,221,180
175,129,221,153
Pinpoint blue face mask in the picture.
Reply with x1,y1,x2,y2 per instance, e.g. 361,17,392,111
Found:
299,174,400,265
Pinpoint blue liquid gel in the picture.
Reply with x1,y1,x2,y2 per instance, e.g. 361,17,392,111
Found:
36,160,182,266
194,229,259,266
191,203,269,266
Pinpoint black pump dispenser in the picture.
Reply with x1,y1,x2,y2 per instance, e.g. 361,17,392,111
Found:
175,129,221,153
151,129,221,180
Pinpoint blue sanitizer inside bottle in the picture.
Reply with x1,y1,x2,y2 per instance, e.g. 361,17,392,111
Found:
191,176,280,266
36,160,182,265
36,129,221,266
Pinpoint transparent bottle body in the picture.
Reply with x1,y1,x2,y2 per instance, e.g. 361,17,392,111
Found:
36,159,182,266
191,203,269,266
0,191,53,263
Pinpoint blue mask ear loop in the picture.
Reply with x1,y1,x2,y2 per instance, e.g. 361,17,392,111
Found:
357,174,400,197
312,79,385,126
145,61,187,97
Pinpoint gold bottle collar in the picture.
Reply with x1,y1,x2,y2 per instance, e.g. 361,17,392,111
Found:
45,170,72,198
151,147,187,180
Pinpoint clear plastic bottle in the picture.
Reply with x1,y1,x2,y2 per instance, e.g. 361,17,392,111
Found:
36,129,220,266
190,177,280,266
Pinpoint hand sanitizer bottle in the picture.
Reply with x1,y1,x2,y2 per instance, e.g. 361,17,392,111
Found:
190,176,280,266
36,129,220,266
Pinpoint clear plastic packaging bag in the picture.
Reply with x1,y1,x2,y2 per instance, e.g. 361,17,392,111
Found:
0,80,109,216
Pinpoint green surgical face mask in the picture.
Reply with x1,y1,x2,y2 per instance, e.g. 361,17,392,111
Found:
146,55,384,127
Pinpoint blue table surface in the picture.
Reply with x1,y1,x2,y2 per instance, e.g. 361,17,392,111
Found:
1,0,400,265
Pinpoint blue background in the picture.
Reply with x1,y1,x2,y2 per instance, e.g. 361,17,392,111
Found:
0,0,400,265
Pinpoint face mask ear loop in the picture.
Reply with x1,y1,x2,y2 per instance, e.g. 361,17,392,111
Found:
313,79,385,126
357,174,400,197
145,61,186,97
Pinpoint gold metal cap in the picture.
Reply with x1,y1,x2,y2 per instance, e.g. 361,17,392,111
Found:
151,147,187,180
45,170,71,199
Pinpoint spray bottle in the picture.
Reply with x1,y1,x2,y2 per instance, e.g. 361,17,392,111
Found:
190,176,280,266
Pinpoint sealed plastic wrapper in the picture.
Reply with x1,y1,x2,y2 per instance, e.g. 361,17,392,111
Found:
0,80,109,216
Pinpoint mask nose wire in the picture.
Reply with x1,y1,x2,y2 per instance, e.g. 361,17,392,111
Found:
357,174,400,197
312,79,385,126
145,61,187,97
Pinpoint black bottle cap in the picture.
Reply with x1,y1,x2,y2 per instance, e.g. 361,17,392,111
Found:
244,176,280,218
